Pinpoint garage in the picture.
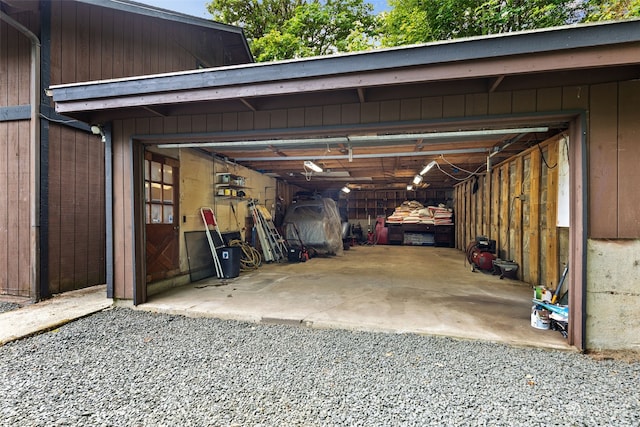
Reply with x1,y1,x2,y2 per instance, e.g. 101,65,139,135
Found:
49,19,640,351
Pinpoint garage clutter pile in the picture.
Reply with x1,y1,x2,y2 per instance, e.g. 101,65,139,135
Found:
196,196,346,281
466,236,569,339
531,263,569,338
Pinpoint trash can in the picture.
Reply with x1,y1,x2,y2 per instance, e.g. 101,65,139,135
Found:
217,246,241,278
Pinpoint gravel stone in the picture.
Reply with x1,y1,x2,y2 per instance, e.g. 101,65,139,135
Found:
1,307,638,426
0,302,21,314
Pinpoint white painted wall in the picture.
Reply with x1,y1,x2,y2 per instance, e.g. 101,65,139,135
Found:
175,149,276,273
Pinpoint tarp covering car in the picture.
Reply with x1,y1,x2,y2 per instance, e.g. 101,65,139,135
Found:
283,197,344,256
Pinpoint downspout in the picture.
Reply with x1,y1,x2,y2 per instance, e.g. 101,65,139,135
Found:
0,10,42,301
103,124,114,299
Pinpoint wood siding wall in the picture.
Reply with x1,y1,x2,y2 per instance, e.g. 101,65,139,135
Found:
0,11,38,297
47,124,105,293
49,2,225,86
1,2,234,297
45,2,223,295
0,119,32,297
110,80,638,299
454,136,568,288
589,81,640,238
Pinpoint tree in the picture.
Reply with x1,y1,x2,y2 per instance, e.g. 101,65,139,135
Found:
208,0,378,61
207,0,303,41
378,0,586,47
208,0,640,60
583,0,640,21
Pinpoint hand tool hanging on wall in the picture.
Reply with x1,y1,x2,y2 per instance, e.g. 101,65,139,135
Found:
230,201,242,231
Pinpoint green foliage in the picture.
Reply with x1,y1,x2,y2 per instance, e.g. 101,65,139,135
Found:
379,0,586,47
583,0,640,21
207,0,640,60
207,0,303,41
208,0,378,61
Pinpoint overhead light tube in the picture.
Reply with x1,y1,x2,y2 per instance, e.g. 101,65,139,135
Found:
304,160,323,173
412,174,423,185
420,160,437,175
341,186,351,193
406,184,413,191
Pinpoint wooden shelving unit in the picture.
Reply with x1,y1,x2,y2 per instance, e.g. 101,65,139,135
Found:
387,223,455,247
346,189,453,220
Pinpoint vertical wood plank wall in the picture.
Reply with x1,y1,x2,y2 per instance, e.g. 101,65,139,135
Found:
38,2,230,296
49,2,225,86
47,124,105,293
0,12,37,297
110,80,638,298
454,136,566,288
97,79,635,302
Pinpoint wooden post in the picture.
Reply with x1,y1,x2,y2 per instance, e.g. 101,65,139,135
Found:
528,149,541,285
499,164,510,260
477,175,484,237
514,157,523,278
545,140,559,288
491,167,500,250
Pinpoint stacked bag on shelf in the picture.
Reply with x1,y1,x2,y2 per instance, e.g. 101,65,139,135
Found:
386,201,453,225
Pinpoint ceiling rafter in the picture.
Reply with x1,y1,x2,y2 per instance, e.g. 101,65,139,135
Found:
239,98,256,111
489,76,505,92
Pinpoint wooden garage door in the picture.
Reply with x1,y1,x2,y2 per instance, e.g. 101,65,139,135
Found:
144,152,180,283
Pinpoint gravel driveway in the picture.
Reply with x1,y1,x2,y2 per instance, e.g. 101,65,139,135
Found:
1,307,638,426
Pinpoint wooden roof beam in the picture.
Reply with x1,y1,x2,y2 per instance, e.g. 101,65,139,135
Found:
489,75,505,92
239,98,256,111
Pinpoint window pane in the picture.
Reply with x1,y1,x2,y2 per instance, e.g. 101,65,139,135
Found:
146,204,151,224
151,161,162,182
164,205,174,224
163,165,173,184
163,185,173,204
151,204,162,223
145,160,150,181
145,182,150,202
151,183,162,202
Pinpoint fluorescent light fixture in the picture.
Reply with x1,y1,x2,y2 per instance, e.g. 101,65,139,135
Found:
303,160,323,173
341,186,351,193
154,127,549,149
420,160,437,175
406,184,413,191
412,174,423,185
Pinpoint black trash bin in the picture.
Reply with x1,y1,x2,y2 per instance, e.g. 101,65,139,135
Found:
217,246,241,278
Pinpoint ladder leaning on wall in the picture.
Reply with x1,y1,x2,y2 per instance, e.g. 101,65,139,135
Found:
248,199,287,262
200,207,225,278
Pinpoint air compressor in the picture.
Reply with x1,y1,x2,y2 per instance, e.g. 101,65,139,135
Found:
466,236,497,272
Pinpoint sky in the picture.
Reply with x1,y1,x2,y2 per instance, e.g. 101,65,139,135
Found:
138,0,390,19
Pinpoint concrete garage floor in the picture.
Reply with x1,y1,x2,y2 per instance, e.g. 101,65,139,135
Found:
140,245,570,350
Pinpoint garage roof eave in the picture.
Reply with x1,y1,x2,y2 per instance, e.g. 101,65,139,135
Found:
49,19,640,107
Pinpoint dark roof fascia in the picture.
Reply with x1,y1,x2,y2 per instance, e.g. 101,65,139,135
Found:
77,0,250,40
50,19,640,103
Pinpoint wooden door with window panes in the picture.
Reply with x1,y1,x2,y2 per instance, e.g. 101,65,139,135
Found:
145,153,180,282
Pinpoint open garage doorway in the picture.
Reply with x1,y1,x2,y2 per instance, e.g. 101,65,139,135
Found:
134,113,583,351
